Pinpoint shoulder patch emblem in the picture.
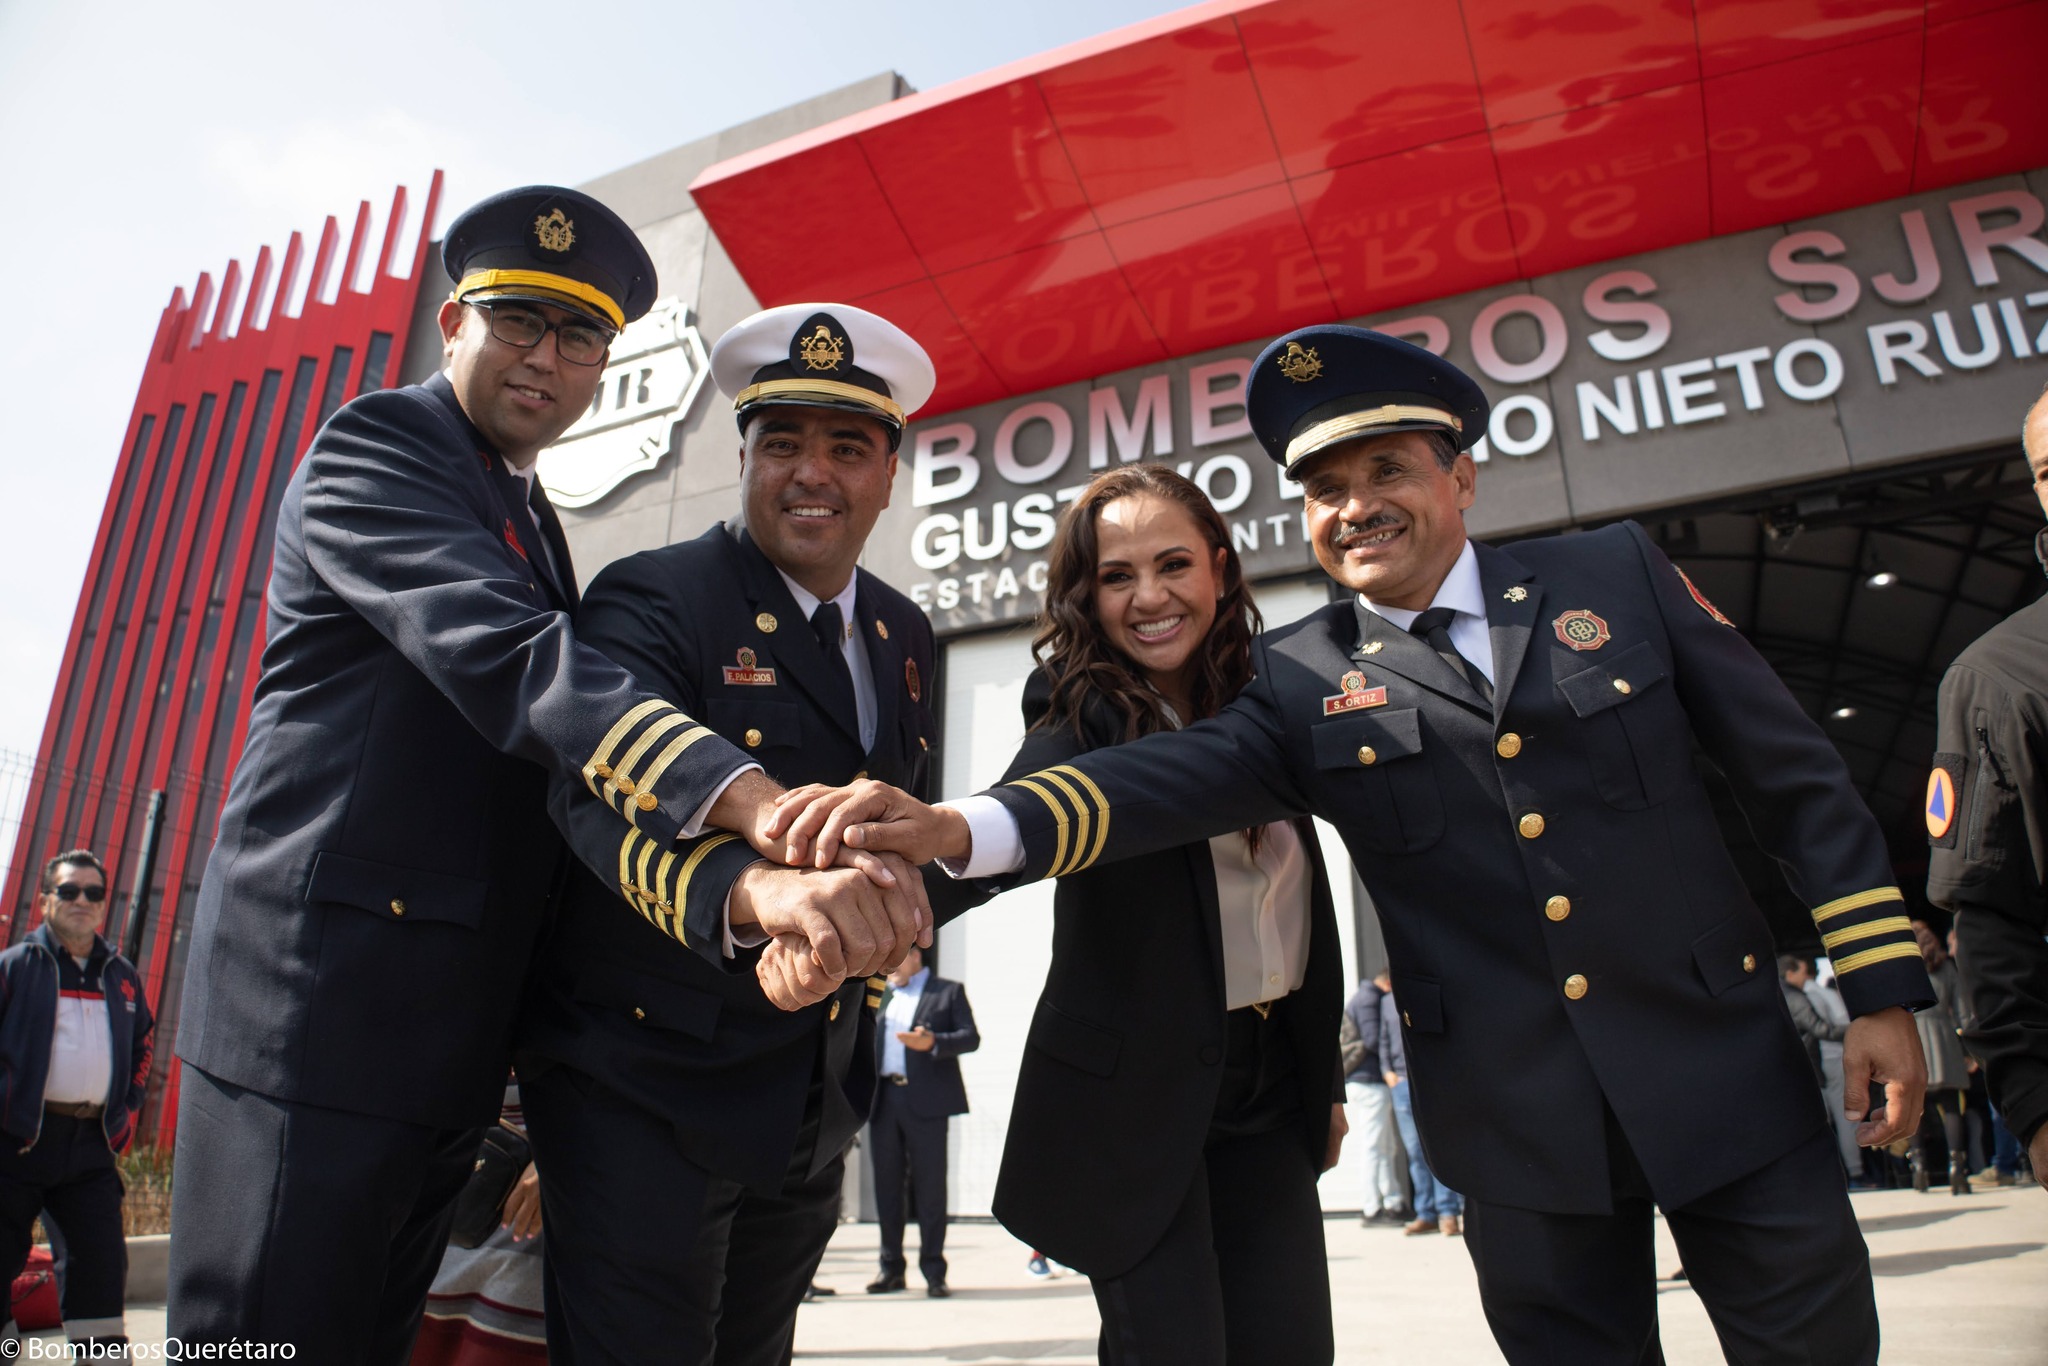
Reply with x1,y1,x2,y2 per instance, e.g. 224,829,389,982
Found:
1553,609,1610,651
1926,756,1963,847
1675,566,1736,628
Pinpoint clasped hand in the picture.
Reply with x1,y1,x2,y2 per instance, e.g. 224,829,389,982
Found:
745,781,967,1011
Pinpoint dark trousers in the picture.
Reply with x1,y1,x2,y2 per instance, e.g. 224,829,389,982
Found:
1464,1118,1879,1366
1091,1006,1334,1366
869,1081,950,1284
524,1063,841,1366
166,1065,483,1365
0,1112,127,1343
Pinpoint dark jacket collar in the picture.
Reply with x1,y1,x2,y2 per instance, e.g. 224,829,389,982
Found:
28,924,111,970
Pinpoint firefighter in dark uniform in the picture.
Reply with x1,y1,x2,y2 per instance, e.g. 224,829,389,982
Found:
165,188,781,1362
789,326,1938,1365
516,303,965,1366
1928,384,2048,1191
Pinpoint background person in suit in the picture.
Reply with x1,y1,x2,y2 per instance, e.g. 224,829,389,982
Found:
1380,984,1459,1237
516,303,962,1366
779,326,1935,1366
867,945,978,1298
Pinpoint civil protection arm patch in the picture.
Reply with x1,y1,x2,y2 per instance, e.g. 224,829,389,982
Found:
1926,754,1964,847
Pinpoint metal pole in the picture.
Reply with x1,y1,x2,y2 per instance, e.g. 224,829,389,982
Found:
121,790,166,966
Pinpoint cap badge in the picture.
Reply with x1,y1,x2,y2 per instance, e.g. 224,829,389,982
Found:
1553,609,1611,651
1504,586,1529,603
533,208,575,254
798,324,847,373
1323,670,1388,715
723,646,777,686
1278,342,1323,384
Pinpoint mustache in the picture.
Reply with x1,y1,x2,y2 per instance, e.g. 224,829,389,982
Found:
1333,514,1402,549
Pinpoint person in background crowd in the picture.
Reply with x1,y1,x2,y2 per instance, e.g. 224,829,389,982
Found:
411,1081,544,1364
0,850,153,1355
867,945,978,1299
1927,381,2048,1194
1780,955,1848,1091
1909,917,1974,1195
1380,985,1461,1237
1948,926,2023,1187
1342,973,1410,1225
1800,962,1866,1183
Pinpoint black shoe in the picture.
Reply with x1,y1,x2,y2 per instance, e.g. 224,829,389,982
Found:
867,1272,907,1294
927,1281,951,1298
803,1283,834,1300
1910,1151,1931,1192
1951,1159,1973,1196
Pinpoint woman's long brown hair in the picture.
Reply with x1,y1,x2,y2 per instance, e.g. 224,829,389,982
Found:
1030,464,1263,744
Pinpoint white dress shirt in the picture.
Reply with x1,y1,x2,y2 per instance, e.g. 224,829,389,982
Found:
45,964,112,1107
879,965,930,1077
1360,539,1493,685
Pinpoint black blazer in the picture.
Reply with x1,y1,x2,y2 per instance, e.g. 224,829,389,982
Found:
989,672,1344,1279
177,374,749,1130
877,974,979,1119
985,525,1935,1216
519,523,975,1188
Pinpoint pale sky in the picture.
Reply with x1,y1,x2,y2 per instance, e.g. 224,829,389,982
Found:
0,0,1194,760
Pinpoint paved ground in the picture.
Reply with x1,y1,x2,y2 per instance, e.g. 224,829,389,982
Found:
789,1185,2047,1365
31,1183,2043,1363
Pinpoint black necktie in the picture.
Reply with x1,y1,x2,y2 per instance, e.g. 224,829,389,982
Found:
810,601,857,711
1410,606,1493,706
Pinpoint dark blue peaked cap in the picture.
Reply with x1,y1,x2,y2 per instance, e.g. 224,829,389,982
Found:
443,185,657,331
1246,325,1490,475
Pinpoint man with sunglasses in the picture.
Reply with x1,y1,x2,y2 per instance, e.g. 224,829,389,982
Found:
0,850,153,1354
167,187,928,1360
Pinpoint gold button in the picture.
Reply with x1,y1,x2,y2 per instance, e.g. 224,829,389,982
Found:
1564,973,1588,1000
744,728,763,747
636,791,658,811
389,899,406,917
593,763,612,780
919,736,929,751
614,776,637,796
829,1000,841,1021
854,770,868,781
756,612,778,633
633,1006,646,1020
1545,895,1571,922
1519,811,1546,839
1402,1010,1412,1027
1742,953,1757,973
1496,733,1523,759
1613,678,1632,695
876,620,889,640
1357,746,1378,766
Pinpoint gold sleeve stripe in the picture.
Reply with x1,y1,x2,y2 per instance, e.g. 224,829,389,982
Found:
651,846,679,910
868,975,888,990
1048,765,1111,873
1811,887,1903,924
585,699,673,795
1832,941,1924,976
866,994,884,1009
631,726,719,811
1821,915,1915,953
1008,778,1072,878
619,830,647,907
606,711,693,805
670,833,745,940
1037,770,1094,878
635,836,660,908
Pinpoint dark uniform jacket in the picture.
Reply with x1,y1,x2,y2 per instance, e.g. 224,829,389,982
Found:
518,523,967,1188
1928,526,2048,1146
983,522,1933,1216
0,927,154,1153
877,973,978,1119
178,373,750,1131
990,672,1344,1277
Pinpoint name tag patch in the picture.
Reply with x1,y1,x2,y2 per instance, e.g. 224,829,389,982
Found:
722,647,777,686
1323,670,1389,715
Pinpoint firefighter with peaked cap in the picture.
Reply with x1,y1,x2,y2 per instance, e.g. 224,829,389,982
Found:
777,323,1936,1366
165,196,922,1360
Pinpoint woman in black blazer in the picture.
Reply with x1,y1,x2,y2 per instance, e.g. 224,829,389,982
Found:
986,465,1348,1365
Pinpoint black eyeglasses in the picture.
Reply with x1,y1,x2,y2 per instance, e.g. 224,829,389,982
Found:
51,883,106,904
469,301,614,367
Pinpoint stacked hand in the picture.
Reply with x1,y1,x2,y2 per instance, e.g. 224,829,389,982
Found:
767,778,971,869
714,771,936,1010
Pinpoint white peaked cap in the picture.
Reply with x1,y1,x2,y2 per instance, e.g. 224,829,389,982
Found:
709,302,937,432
